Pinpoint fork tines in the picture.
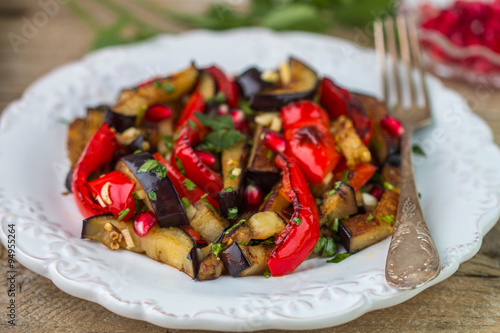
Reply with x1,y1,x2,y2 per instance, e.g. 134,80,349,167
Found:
374,14,430,121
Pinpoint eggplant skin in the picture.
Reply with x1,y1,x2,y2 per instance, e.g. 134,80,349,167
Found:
220,242,251,277
236,67,273,99
119,152,189,228
218,190,242,218
103,107,137,133
127,134,152,153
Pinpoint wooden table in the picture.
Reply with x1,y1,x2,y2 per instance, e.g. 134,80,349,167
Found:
1,1,499,332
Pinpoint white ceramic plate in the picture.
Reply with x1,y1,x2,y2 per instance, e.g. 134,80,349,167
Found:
1,29,499,331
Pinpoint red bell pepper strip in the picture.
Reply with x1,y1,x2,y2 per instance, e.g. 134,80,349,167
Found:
281,101,342,184
175,91,205,131
204,66,239,108
87,171,136,221
267,154,320,276
333,159,377,192
153,153,219,209
320,77,350,119
348,101,373,146
71,123,119,218
171,125,223,199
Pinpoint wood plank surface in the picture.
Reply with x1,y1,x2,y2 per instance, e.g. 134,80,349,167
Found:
0,1,499,332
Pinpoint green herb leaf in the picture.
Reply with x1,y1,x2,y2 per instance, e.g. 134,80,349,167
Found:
228,168,239,180
367,214,374,222
383,181,394,190
162,136,173,151
148,191,157,201
175,157,185,175
292,217,302,225
195,113,234,131
58,117,71,125
412,144,426,157
418,192,422,199
313,237,327,254
228,207,238,220
117,208,130,221
266,150,274,159
382,214,395,225
322,238,337,257
327,181,342,196
183,179,197,191
133,149,142,154
326,253,351,263
163,82,176,93
240,241,246,245
315,198,322,206
201,193,216,213
264,190,273,201
204,129,244,152
262,270,270,278
342,170,350,183
223,186,234,192
181,197,190,209
137,159,167,179
225,219,246,234
332,218,339,232
188,119,198,131
211,91,226,104
211,243,223,258
239,100,256,116
153,81,162,88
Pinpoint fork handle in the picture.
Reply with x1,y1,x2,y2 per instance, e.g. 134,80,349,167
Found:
385,128,441,289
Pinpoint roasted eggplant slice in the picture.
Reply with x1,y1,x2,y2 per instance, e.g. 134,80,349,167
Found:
351,93,400,164
113,63,199,116
249,58,318,111
197,253,224,281
189,200,229,243
196,71,217,101
103,107,136,133
236,67,274,99
247,211,286,240
221,243,272,277
127,133,152,153
246,125,280,192
116,152,189,228
339,188,398,253
330,115,372,168
258,181,291,213
218,140,249,218
319,181,358,226
82,215,198,278
382,164,401,191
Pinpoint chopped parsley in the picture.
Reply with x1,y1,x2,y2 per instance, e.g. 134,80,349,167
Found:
266,150,274,159
327,181,342,196
188,119,198,130
208,91,226,104
412,144,426,157
313,237,337,257
315,198,322,206
183,179,196,191
332,218,339,232
117,208,130,221
137,159,167,179
225,219,246,234
418,192,422,199
211,243,223,258
292,217,302,225
326,253,350,263
201,193,216,213
239,241,246,245
383,181,394,190
148,191,157,201
181,197,190,209
228,168,238,180
223,186,234,192
175,157,185,175
382,214,395,225
239,100,256,116
228,207,238,220
313,238,327,254
264,190,273,201
163,82,176,93
133,149,142,154
262,270,270,278
367,214,374,222
195,113,244,152
162,136,173,151
342,170,350,183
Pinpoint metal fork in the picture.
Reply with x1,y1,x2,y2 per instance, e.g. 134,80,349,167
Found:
374,14,440,290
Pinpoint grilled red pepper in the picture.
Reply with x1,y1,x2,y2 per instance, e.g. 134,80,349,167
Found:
348,101,373,146
181,225,206,245
153,153,219,209
87,171,136,221
171,125,223,199
71,123,119,218
175,91,205,131
320,77,350,119
281,101,342,184
204,66,239,108
267,154,320,276
333,159,377,192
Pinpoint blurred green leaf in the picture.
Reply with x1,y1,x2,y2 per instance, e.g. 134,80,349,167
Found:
261,4,327,31
333,0,396,26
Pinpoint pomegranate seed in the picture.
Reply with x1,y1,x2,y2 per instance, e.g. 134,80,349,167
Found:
144,104,172,123
133,210,157,237
195,149,216,169
245,184,263,210
380,116,404,137
217,104,229,115
230,109,249,132
262,130,286,153
369,185,384,201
